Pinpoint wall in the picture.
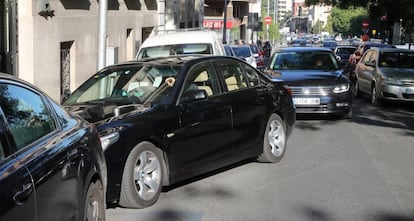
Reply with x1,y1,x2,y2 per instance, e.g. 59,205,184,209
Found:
18,0,157,102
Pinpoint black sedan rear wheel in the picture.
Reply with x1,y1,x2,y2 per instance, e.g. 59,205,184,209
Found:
120,142,164,208
258,114,286,163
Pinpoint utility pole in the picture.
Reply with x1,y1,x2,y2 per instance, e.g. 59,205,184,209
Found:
222,0,228,44
266,0,270,41
97,0,108,99
97,0,107,71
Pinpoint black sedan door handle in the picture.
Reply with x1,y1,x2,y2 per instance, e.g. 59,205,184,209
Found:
13,183,34,206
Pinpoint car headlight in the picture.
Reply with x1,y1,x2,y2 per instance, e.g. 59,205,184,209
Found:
332,84,350,93
382,76,402,86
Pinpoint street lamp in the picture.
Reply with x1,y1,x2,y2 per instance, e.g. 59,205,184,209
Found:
222,0,228,44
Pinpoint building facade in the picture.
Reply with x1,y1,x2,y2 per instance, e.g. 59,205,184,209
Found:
1,0,201,102
1,0,265,102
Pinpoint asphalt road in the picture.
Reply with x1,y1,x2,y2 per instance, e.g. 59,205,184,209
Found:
106,97,414,221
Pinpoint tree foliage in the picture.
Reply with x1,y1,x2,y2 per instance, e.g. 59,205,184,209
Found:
305,0,414,32
327,7,368,36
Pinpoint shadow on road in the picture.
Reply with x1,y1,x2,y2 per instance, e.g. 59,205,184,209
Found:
352,98,414,132
294,97,414,134
298,205,414,221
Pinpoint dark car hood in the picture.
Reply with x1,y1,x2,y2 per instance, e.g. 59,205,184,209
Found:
266,69,345,86
380,67,414,80
64,102,150,126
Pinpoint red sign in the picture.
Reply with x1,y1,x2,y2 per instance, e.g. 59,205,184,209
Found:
362,21,369,29
264,16,272,25
203,20,232,29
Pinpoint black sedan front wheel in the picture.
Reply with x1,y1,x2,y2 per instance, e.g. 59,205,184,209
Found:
258,114,286,163
120,142,164,208
84,180,105,221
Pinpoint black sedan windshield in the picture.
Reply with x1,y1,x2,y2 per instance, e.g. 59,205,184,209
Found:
63,64,179,105
270,51,339,71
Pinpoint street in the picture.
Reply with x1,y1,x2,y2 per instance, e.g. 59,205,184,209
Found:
106,98,414,221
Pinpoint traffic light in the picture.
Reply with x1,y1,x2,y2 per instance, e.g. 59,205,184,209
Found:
298,6,302,16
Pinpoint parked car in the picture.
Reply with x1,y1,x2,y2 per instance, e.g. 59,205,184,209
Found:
249,43,264,67
334,45,357,66
231,45,257,68
290,39,309,47
62,55,296,209
0,73,106,221
135,30,225,60
347,42,396,82
264,47,353,118
354,47,414,105
322,40,338,51
224,45,236,56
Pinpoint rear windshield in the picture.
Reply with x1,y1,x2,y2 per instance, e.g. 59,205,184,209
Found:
137,44,213,59
270,51,339,71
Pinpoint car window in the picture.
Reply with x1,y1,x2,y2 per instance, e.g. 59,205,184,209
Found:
242,63,260,87
361,50,373,63
138,44,213,59
217,62,248,92
64,65,180,105
271,51,338,70
182,62,220,97
232,47,251,58
0,83,56,150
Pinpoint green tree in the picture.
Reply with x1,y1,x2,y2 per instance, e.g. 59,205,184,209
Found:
327,6,368,36
312,20,324,34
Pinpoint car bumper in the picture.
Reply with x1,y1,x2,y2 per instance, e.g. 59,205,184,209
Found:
381,84,414,102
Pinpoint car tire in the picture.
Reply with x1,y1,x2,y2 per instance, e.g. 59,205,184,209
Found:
354,80,363,98
258,113,286,163
120,142,164,208
371,84,381,106
343,109,352,119
84,179,105,221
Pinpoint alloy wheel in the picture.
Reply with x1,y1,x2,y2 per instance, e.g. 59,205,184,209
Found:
267,119,286,157
133,150,162,201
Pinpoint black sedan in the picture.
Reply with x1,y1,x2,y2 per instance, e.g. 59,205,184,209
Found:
0,73,106,220
62,55,296,209
264,47,352,118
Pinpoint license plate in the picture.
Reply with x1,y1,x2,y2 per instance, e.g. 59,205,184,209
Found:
405,88,414,94
293,97,320,105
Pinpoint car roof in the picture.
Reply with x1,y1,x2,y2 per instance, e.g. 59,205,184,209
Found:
275,47,334,53
141,30,220,47
370,47,414,53
101,55,243,70
362,42,395,48
335,45,357,49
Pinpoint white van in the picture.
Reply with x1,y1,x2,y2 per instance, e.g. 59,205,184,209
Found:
135,30,225,60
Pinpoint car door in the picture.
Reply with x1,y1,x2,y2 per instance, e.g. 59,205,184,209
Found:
172,61,233,180
214,60,267,157
357,50,375,93
0,82,83,221
0,121,36,221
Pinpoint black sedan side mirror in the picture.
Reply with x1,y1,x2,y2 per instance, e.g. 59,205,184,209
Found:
61,88,71,103
181,89,208,103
